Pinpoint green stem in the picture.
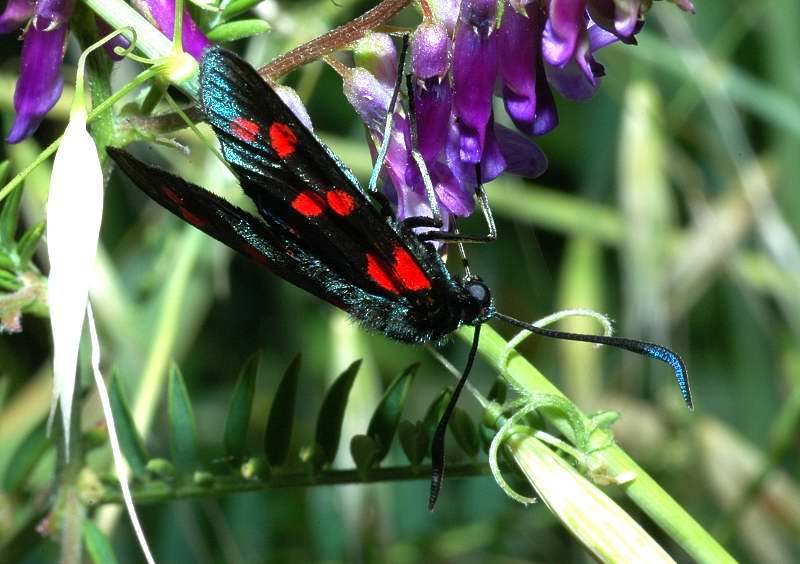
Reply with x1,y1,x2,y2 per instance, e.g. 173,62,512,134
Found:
0,65,162,205
456,324,735,564
79,0,172,63
99,462,491,505
56,391,87,564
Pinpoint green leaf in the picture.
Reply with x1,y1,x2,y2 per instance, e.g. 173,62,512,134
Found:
423,388,452,458
224,351,260,460
450,408,479,458
315,359,361,465
168,363,198,473
0,160,9,184
398,420,426,466
109,370,149,476
207,19,271,43
16,222,44,265
0,173,22,246
264,354,301,466
366,363,419,462
2,421,50,492
83,521,119,564
221,0,263,20
0,252,14,270
350,434,380,477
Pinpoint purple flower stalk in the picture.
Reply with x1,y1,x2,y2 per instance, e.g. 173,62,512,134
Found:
1,0,71,143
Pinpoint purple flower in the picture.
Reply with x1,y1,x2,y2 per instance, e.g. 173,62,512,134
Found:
353,33,397,89
452,0,498,163
542,0,586,67
412,24,452,164
339,0,690,232
544,17,618,101
36,0,75,28
0,0,34,33
132,0,210,60
4,16,69,143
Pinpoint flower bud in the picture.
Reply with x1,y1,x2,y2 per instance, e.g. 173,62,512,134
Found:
412,23,450,79
353,33,398,89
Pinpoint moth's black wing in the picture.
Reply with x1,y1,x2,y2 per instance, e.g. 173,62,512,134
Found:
198,48,456,310
108,147,341,308
108,147,466,343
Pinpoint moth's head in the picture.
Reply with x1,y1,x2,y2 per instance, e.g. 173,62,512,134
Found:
461,277,494,325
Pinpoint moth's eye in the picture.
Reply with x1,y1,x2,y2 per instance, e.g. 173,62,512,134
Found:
466,280,490,307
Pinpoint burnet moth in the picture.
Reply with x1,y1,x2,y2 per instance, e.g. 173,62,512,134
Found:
107,47,692,510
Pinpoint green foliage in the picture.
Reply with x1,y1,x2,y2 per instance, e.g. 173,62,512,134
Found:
109,370,149,476
220,0,264,20
207,19,271,42
83,521,118,564
224,351,260,460
314,359,361,466
2,422,49,492
366,362,418,461
450,408,479,458
168,364,198,473
264,354,301,466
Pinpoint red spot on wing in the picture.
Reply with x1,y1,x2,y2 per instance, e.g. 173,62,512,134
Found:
180,208,208,228
326,189,356,216
392,246,432,291
163,186,182,206
366,253,400,294
269,122,298,158
231,117,260,142
291,191,325,217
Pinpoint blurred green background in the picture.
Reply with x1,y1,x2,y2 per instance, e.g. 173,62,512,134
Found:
2,0,800,562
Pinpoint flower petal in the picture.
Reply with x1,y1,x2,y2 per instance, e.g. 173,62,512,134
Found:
479,123,506,183
342,66,393,132
0,0,34,33
432,162,474,217
542,0,586,67
414,77,452,164
495,123,548,178
274,85,313,132
6,19,67,143
36,0,75,28
412,23,450,79
531,56,559,135
132,0,210,60
453,0,498,163
498,4,538,134
47,111,104,449
354,33,398,89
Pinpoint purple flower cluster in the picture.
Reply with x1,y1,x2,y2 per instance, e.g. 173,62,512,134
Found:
0,0,209,143
343,0,694,223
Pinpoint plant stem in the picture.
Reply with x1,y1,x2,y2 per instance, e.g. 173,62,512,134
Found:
258,0,413,80
456,324,735,564
56,391,87,564
98,462,491,505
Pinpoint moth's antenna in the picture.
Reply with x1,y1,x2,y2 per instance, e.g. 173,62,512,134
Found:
429,324,482,510
494,312,693,409
368,33,410,193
